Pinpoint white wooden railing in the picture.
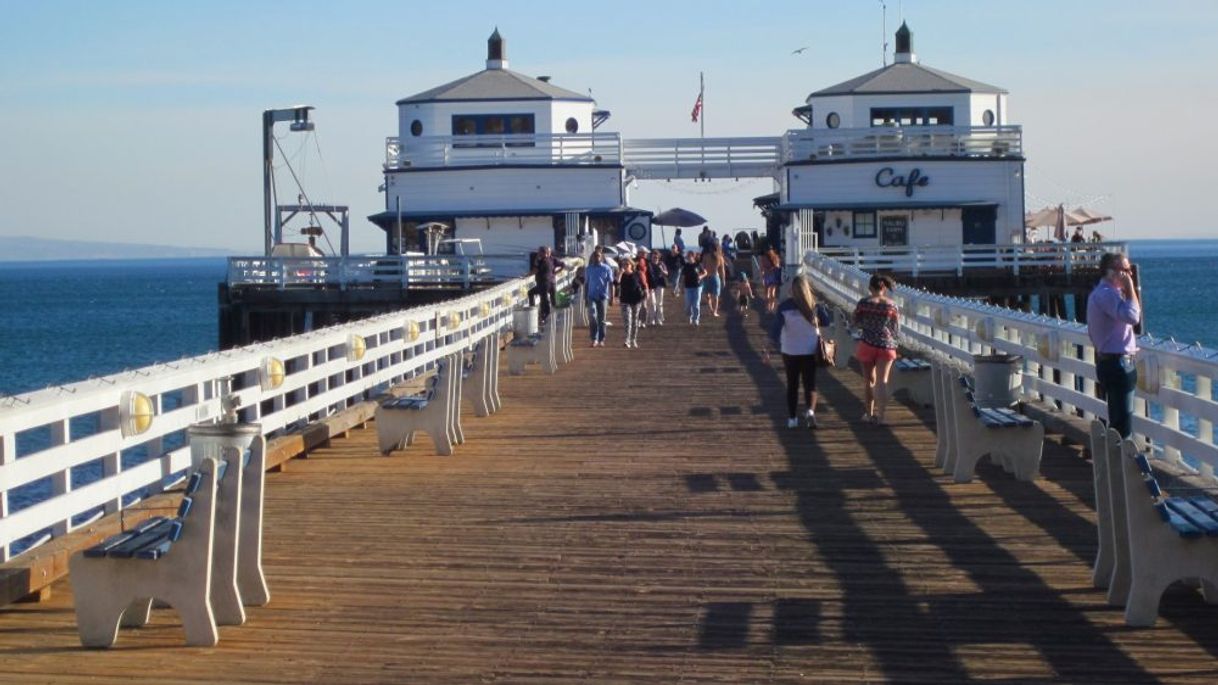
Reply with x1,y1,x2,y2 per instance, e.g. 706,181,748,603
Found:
0,270,576,561
622,137,784,180
786,125,1023,161
227,255,495,290
804,250,1218,480
819,242,1128,277
385,133,622,169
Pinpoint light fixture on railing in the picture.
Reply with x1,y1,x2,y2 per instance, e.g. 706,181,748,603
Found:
448,311,463,329
403,320,421,342
975,317,995,343
518,285,529,301
347,333,367,362
1037,330,1060,362
934,306,951,327
479,301,491,318
499,294,511,308
120,390,155,438
1136,353,1160,394
259,356,286,391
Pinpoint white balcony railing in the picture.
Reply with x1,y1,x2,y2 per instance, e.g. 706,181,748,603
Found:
227,255,495,290
818,242,1127,277
804,250,1218,481
622,137,784,180
785,125,1023,162
385,133,622,170
0,270,577,562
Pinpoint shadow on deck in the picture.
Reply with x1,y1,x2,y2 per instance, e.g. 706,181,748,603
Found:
2,291,1217,683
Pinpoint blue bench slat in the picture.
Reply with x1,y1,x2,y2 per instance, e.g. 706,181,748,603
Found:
104,519,179,559
1190,497,1218,518
167,518,184,542
1166,498,1218,536
135,538,173,560
1155,503,1205,539
1143,477,1162,499
184,472,203,496
1133,453,1154,475
896,359,931,371
216,459,228,483
83,517,167,558
243,447,252,468
177,495,194,519
989,407,1033,427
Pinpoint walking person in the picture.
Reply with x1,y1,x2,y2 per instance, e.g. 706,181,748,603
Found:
681,251,707,326
618,258,646,348
701,242,726,317
766,274,832,428
852,274,900,425
584,250,615,347
1087,252,1142,438
646,250,669,325
762,247,783,313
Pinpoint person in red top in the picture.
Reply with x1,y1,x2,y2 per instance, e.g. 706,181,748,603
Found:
852,274,900,424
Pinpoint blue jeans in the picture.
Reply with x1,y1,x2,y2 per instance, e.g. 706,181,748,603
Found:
588,297,608,342
684,286,702,323
1096,354,1137,438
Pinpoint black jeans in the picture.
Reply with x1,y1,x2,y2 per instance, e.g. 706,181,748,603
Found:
530,282,557,323
782,353,818,418
1096,354,1137,438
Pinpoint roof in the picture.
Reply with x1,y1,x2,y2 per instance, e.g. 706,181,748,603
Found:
367,206,648,228
774,200,997,212
397,68,593,105
809,62,1006,98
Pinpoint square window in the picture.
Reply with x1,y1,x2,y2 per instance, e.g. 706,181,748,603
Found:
852,211,877,238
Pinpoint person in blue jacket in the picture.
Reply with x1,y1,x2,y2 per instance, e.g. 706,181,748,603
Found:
766,274,832,428
584,250,615,347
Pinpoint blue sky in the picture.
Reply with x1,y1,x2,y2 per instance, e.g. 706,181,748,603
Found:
2,0,1216,253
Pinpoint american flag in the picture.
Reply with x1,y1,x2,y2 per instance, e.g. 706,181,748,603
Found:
690,91,703,123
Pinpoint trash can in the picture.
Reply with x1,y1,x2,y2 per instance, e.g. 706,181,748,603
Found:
972,353,1023,408
513,305,538,338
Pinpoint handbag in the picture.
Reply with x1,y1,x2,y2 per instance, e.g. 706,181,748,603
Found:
815,319,836,368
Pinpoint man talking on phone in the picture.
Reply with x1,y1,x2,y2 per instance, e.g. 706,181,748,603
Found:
1086,252,1142,438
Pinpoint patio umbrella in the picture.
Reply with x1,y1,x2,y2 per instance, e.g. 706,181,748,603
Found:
1067,207,1113,226
652,207,707,227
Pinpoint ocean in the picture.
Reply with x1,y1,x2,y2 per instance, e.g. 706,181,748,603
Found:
1,242,1215,396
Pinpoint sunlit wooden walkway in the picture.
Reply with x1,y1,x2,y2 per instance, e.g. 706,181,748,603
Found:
3,291,1218,683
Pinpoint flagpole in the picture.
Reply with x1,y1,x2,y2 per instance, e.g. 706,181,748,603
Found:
699,72,705,141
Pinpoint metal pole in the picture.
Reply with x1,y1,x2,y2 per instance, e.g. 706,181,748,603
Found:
262,110,274,257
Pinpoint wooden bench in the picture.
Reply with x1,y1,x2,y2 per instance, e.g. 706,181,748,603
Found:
69,458,222,647
121,432,271,633
376,356,459,456
1107,426,1218,626
938,365,1043,483
890,358,933,407
509,318,559,376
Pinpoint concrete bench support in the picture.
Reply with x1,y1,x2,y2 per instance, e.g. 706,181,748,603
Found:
376,358,457,456
509,320,558,375
69,458,221,648
468,336,501,418
890,358,933,407
944,368,1043,483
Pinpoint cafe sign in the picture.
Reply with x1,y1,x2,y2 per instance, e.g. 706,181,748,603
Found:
874,167,930,197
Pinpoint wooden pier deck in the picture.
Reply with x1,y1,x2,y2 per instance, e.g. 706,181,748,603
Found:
3,293,1218,683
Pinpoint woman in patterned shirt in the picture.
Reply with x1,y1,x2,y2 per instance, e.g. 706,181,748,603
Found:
852,274,899,424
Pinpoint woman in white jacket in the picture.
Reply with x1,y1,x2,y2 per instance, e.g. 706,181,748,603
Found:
766,275,831,428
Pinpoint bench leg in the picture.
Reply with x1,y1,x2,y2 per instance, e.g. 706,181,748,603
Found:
119,597,154,628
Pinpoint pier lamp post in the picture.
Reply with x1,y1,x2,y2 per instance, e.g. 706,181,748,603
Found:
262,106,315,257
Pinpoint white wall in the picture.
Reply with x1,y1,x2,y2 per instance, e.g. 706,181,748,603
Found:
788,158,1023,245
456,215,554,261
548,100,594,135
386,166,622,213
969,93,1010,126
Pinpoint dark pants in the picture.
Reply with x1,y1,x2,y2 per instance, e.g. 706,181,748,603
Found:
1096,354,1137,438
782,353,818,418
530,282,557,323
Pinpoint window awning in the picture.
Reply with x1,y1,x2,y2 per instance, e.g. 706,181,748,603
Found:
773,200,997,212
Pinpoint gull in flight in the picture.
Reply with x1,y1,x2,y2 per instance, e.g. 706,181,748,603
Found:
791,47,809,55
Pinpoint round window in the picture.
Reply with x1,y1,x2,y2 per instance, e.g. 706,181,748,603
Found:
826,112,840,129
410,120,423,137
982,110,995,126
565,117,579,134
626,221,647,241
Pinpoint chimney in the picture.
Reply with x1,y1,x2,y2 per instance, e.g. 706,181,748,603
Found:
894,22,917,64
537,75,551,83
487,28,508,70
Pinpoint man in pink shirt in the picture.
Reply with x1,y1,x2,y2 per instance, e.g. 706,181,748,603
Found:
1086,252,1142,438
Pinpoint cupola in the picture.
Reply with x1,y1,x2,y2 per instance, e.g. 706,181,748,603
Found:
487,28,508,70
894,22,917,64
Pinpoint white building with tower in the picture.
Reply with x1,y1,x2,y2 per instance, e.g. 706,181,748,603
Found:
774,22,1024,252
370,29,651,268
